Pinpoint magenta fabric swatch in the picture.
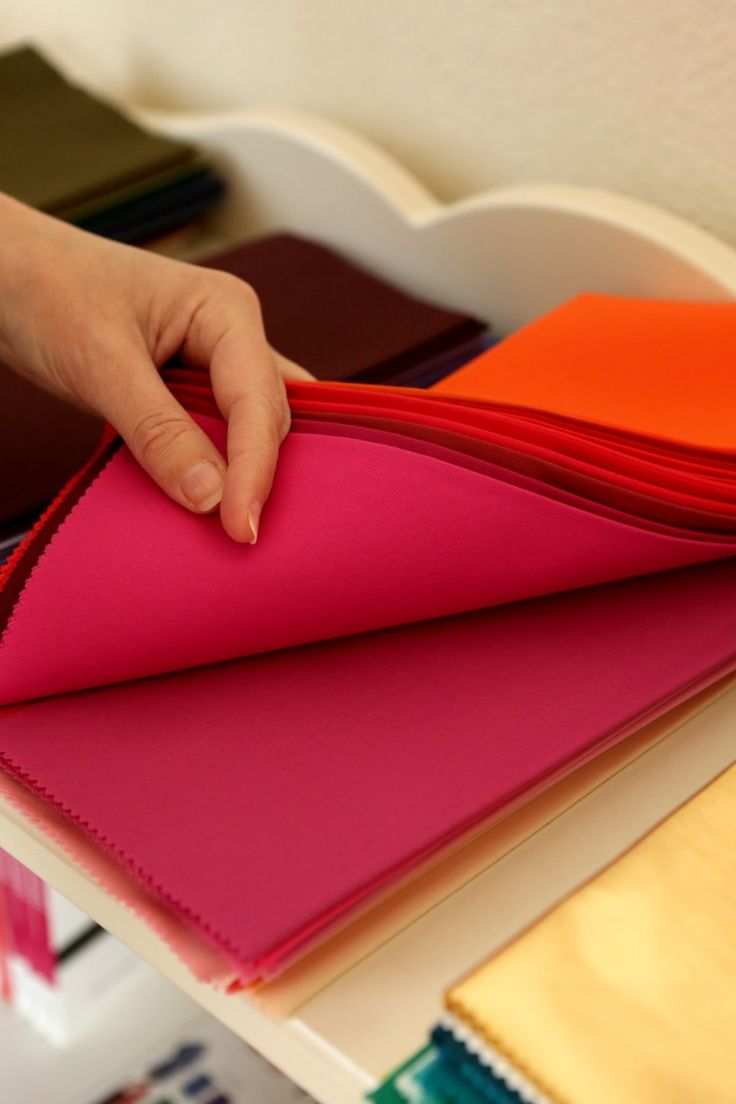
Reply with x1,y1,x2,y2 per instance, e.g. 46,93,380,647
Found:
1,415,734,705
0,770,237,986
0,559,734,979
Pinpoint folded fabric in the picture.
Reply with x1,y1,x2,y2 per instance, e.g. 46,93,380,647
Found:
0,45,193,214
433,293,736,451
0,560,734,981
200,233,488,382
0,44,225,244
0,770,235,988
56,158,213,225
4,294,736,702
1,293,735,982
73,164,226,244
443,762,736,1104
2,409,734,704
368,1042,519,1103
432,1027,525,1104
3,674,718,1001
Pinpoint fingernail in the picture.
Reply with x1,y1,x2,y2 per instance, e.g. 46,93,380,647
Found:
180,461,224,513
248,502,262,545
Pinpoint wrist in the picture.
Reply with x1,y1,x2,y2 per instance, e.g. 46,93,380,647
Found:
0,194,59,354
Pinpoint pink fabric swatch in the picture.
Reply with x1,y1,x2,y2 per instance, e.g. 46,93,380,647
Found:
0,771,237,987
1,559,734,979
1,416,733,704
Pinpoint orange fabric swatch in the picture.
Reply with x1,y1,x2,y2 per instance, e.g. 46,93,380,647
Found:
432,295,736,453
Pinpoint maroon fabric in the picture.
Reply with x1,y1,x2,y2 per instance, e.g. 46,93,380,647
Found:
0,364,102,524
200,233,486,381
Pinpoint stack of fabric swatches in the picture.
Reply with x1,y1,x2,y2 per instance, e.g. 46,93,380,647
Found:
0,293,734,992
0,44,225,244
372,760,736,1103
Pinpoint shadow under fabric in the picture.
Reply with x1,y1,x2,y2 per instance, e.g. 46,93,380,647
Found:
0,294,734,981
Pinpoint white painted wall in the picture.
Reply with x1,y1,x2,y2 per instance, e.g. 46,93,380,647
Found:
1,0,734,244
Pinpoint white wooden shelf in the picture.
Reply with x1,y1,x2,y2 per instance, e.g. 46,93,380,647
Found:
2,107,736,1103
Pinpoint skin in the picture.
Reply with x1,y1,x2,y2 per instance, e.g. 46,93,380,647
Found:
0,193,313,543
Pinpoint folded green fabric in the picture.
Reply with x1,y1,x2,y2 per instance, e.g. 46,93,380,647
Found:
58,156,211,224
369,1043,521,1104
0,44,196,213
74,166,225,243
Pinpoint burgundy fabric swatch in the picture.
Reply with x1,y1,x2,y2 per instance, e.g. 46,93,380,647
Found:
200,234,486,381
0,363,102,524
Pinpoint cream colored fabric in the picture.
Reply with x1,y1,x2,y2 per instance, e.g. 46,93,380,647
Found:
447,762,736,1104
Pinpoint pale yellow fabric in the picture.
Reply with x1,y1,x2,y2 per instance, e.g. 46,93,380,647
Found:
446,762,736,1104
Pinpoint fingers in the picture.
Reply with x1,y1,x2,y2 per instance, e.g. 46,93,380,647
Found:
221,380,290,543
121,267,312,543
0,201,310,542
178,273,293,543
274,351,315,382
211,335,291,543
97,346,228,516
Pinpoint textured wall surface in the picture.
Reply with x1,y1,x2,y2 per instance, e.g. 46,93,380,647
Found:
1,0,734,245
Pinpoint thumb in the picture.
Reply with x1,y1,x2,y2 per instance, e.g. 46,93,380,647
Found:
100,354,228,516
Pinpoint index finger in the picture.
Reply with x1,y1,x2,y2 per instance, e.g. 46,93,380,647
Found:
210,333,290,543
220,366,290,543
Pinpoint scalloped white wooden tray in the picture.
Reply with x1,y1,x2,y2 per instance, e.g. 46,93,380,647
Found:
138,105,736,330
2,107,736,1104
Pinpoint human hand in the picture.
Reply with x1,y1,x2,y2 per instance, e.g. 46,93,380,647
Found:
0,193,312,543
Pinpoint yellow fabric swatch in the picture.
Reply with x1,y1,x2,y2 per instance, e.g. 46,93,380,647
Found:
446,762,736,1104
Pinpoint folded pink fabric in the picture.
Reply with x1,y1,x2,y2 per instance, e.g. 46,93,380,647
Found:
0,559,733,979
2,293,736,982
1,416,733,704
0,771,237,986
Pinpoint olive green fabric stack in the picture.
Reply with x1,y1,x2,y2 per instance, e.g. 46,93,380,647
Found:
0,44,224,242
